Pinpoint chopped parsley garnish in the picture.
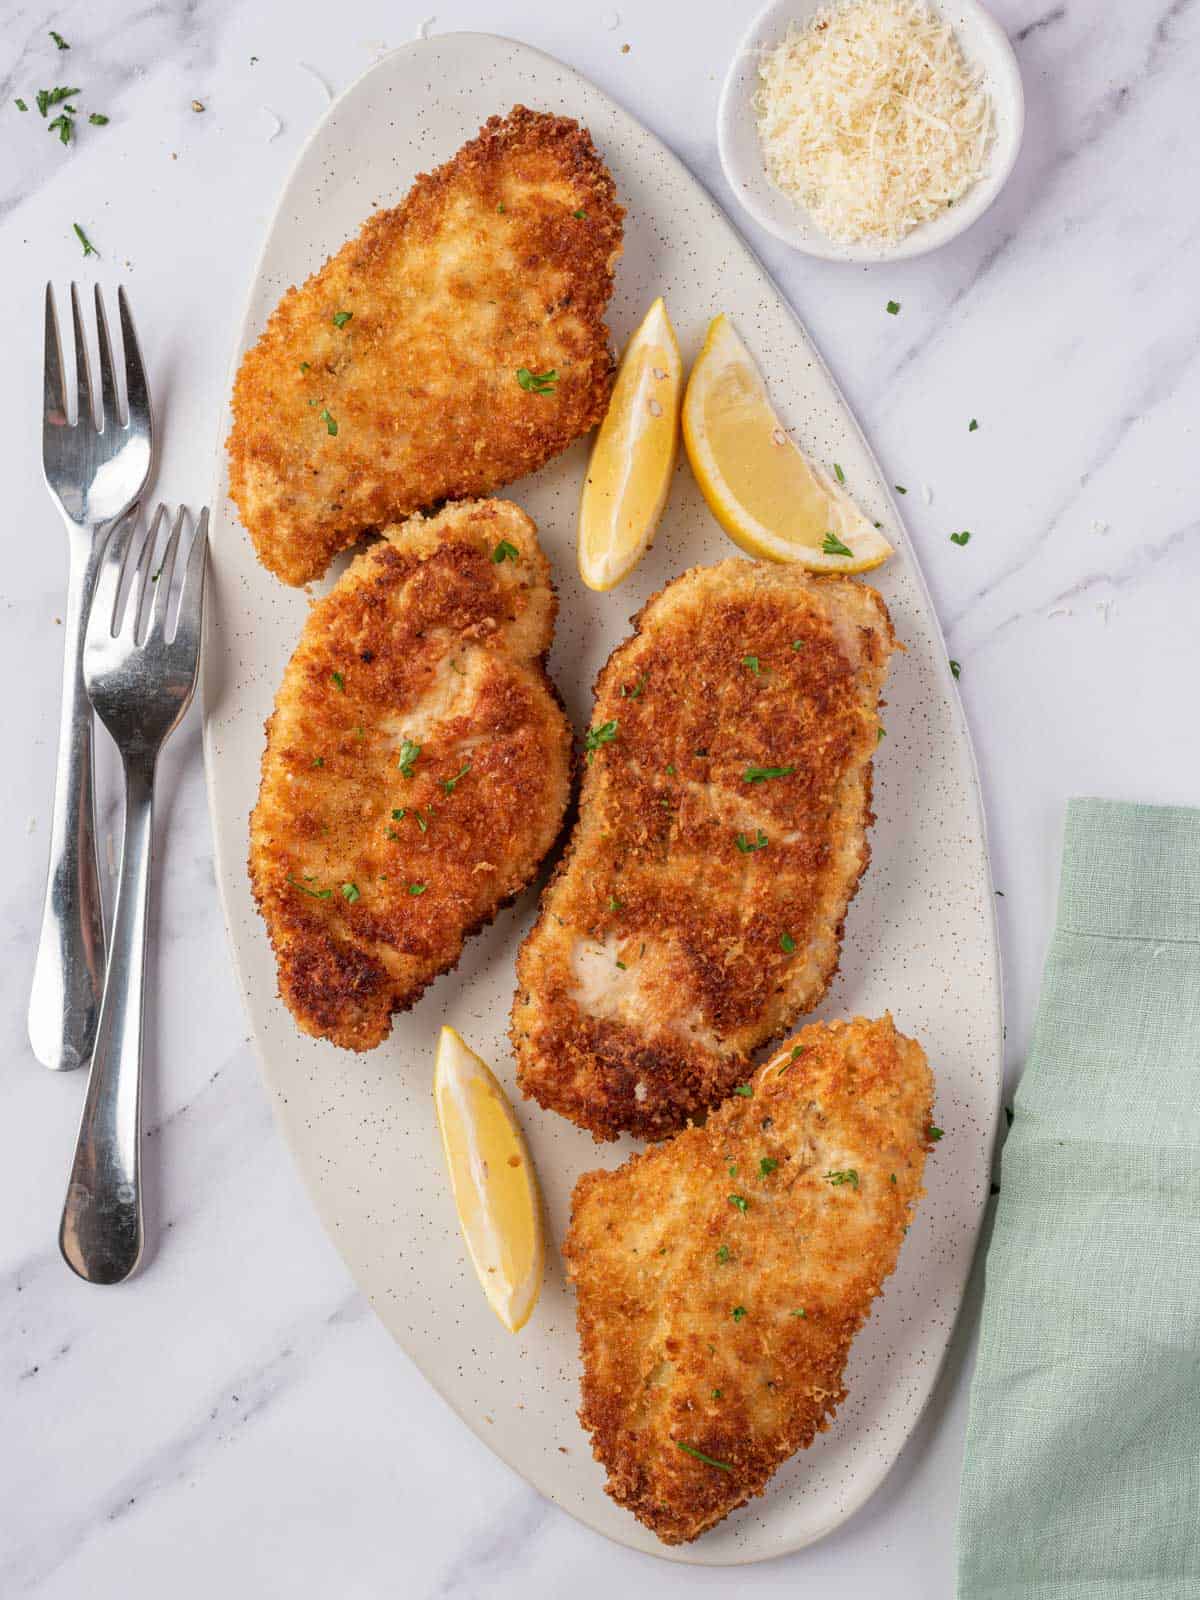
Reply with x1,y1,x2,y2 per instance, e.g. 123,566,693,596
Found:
414,809,428,833
950,659,961,680
299,361,310,373
492,538,519,563
408,882,427,896
36,86,80,116
886,300,900,315
826,1169,860,1188
728,1163,738,1177
320,407,338,436
608,896,623,911
822,531,854,559
711,1388,723,1399
779,1044,804,1074
791,639,805,651
496,202,506,213
744,764,794,783
759,1157,778,1176
15,98,28,111
742,654,764,675
895,484,907,495
889,1173,897,1184
733,1084,753,1098
332,310,352,327
791,1308,807,1318
779,931,796,954
585,719,618,761
734,829,768,854
833,462,845,484
516,366,557,394
88,112,108,125
665,763,675,775
731,1305,747,1322
341,882,360,903
674,1441,731,1472
928,1125,945,1141
614,958,627,970
391,808,406,821
620,674,646,698
330,670,344,692
73,222,97,257
49,113,72,144
728,1194,749,1213
311,756,325,768
439,761,472,796
287,873,331,900
715,1244,730,1263
572,208,588,219
950,530,971,546
50,30,70,48
398,739,421,778
969,418,979,432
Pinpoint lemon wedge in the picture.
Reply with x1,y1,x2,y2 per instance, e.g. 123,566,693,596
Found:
682,314,893,573
579,296,682,591
433,1025,544,1333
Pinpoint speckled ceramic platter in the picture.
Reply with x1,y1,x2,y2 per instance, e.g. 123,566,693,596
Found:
202,32,1002,1566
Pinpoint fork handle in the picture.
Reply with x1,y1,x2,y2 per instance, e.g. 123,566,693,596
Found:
60,756,155,1284
28,526,107,1071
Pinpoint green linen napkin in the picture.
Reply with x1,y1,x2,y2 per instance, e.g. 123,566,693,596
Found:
958,798,1200,1600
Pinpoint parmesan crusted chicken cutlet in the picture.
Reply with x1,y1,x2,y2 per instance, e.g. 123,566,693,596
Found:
565,1015,934,1545
512,560,898,1140
228,106,624,586
250,500,571,1050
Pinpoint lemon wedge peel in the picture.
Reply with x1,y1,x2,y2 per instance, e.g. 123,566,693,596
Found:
682,314,894,575
433,1025,544,1334
579,296,682,592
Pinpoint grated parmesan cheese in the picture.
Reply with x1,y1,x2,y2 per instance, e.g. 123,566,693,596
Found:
755,0,992,246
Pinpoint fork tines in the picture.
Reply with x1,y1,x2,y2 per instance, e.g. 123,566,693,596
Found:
94,503,210,647
44,282,148,434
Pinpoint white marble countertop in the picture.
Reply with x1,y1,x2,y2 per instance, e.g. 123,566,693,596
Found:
3,2,1196,1595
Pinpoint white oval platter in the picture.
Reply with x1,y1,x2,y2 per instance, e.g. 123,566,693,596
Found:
201,31,1002,1567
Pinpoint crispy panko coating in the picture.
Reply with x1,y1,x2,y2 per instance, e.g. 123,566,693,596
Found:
511,560,897,1140
228,106,624,586
564,1015,933,1545
249,500,572,1050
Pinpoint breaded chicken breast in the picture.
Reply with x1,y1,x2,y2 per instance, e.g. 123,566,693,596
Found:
228,106,624,586
512,560,897,1140
565,1014,933,1545
249,499,571,1050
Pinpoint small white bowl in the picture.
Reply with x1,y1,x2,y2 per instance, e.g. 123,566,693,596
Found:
717,0,1025,262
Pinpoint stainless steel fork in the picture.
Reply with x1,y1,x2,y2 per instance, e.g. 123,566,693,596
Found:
30,284,153,1073
59,504,208,1285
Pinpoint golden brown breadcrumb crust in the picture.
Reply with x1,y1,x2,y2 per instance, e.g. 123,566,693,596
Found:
228,106,624,586
511,560,898,1140
564,1014,934,1545
249,499,572,1049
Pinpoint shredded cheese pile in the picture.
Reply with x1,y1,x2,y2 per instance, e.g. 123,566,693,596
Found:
755,0,993,246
